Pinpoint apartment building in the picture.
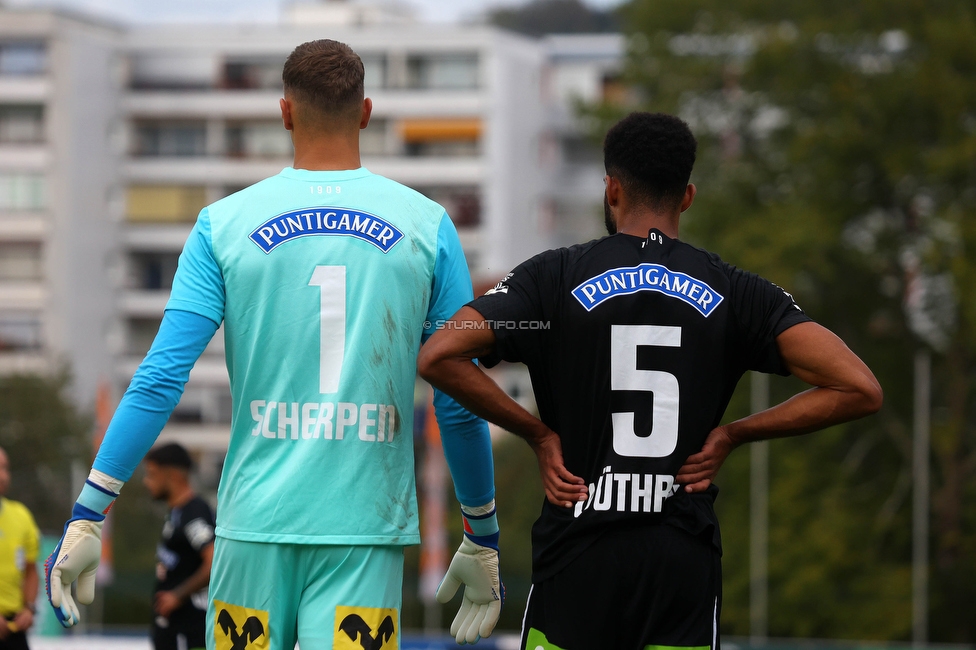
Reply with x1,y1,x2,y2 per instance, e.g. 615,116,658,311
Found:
0,11,120,408
0,2,623,473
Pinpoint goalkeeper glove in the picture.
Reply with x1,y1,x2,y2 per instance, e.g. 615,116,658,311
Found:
45,469,123,628
436,501,503,645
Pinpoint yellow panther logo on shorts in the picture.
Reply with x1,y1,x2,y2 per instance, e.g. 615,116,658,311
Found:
214,599,269,650
334,605,398,650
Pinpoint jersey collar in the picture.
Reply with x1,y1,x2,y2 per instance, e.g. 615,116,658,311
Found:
279,167,373,181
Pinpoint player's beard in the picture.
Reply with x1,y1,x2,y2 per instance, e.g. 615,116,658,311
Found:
604,194,617,235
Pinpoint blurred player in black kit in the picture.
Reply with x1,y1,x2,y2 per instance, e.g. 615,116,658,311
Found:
419,112,883,650
143,444,214,650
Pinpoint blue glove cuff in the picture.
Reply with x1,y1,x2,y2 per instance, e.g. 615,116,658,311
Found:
461,506,499,551
74,480,118,522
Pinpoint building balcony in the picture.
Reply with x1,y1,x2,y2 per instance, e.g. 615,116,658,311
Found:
122,155,485,187
124,223,193,251
0,282,44,310
0,77,50,102
157,423,230,452
123,157,284,185
0,351,48,375
124,90,282,119
0,214,45,239
363,156,484,185
118,289,168,317
0,144,48,170
116,353,228,385
122,89,485,120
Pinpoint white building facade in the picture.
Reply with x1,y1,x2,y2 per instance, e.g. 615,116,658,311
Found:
0,2,622,468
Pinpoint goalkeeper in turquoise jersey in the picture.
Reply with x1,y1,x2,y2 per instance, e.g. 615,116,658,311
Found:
44,40,547,649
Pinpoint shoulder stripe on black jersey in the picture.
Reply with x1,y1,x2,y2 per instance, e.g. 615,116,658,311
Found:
571,263,724,316
249,207,404,254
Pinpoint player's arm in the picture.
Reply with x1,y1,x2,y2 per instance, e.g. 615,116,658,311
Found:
419,214,502,645
155,543,213,617
419,305,586,508
46,210,225,628
676,321,883,492
12,563,39,631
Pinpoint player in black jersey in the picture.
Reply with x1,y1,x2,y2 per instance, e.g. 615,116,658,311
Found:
142,444,215,650
419,112,883,650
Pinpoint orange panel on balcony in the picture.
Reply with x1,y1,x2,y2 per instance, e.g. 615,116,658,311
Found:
399,118,482,143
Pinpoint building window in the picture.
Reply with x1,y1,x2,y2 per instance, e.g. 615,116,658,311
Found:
0,105,44,144
0,174,45,211
130,53,216,90
130,252,179,290
560,135,601,164
0,43,46,76
127,317,160,355
417,186,481,228
126,185,207,223
226,121,292,158
0,314,41,351
133,121,207,157
0,243,42,281
361,54,386,90
407,53,479,90
223,57,285,90
360,118,389,156
400,118,482,157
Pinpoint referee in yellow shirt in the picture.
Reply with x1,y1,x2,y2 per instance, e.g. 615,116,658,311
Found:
0,447,39,650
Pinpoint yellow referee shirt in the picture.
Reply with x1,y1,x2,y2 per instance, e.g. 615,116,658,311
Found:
0,498,39,615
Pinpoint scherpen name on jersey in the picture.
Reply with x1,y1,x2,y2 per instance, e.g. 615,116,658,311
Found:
249,208,404,254
250,400,398,442
573,465,679,518
572,263,724,317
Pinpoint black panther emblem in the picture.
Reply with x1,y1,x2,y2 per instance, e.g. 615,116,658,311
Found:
338,613,395,650
217,608,266,650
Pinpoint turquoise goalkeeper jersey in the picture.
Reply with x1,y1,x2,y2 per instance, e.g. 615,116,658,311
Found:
165,167,466,545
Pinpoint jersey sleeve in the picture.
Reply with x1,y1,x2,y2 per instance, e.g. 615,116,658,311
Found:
166,208,225,326
467,250,556,369
424,213,495,508
92,309,219,481
423,213,474,340
728,268,813,375
182,500,216,552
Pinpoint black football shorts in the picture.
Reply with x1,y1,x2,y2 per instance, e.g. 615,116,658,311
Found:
520,523,721,650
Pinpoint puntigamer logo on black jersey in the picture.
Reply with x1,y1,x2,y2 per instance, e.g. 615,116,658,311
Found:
249,208,404,254
572,263,724,316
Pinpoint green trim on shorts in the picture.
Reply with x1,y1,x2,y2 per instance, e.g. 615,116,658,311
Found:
525,628,566,650
526,628,710,650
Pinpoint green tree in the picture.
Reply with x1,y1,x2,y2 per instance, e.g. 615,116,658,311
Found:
594,0,976,640
0,372,90,533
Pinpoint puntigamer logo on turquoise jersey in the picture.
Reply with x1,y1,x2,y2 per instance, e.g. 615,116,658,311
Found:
249,208,404,254
572,263,724,316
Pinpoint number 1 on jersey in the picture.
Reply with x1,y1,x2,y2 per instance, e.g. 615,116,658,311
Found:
309,266,346,394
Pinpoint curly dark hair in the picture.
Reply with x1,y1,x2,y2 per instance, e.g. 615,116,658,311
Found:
604,112,697,211
282,39,364,123
144,443,193,470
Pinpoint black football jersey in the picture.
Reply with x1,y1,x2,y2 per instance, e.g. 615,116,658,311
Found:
155,495,215,599
469,229,811,581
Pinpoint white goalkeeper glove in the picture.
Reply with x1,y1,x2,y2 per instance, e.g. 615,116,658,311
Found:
435,502,503,645
45,469,123,628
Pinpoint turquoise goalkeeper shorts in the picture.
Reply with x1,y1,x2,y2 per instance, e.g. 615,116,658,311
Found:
206,537,403,650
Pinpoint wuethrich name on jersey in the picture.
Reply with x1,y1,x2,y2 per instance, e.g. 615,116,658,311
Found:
573,465,680,519
572,263,725,317
250,400,398,442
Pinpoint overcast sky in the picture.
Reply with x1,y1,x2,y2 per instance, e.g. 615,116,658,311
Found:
3,0,622,25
